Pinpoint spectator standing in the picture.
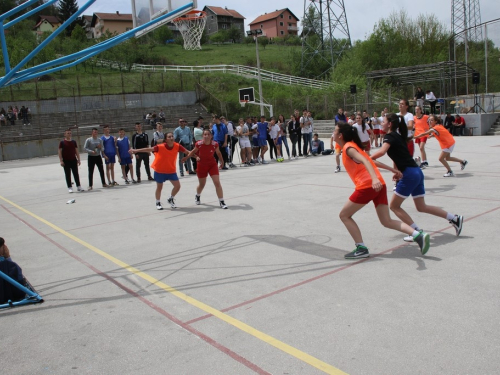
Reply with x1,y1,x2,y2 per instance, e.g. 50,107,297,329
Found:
101,125,118,186
294,109,303,156
84,128,108,190
397,99,415,157
20,106,29,125
211,116,229,170
269,117,283,162
425,90,437,114
152,122,165,145
116,128,136,184
192,119,204,171
371,112,381,147
353,114,373,154
300,109,312,157
335,108,347,124
237,118,253,166
256,115,270,164
58,129,84,193
288,114,300,159
222,117,238,167
277,114,291,160
132,122,153,183
414,87,425,109
174,118,195,176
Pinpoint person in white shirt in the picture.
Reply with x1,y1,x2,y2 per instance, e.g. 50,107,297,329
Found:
397,99,415,157
236,118,253,166
269,117,283,162
425,90,437,114
371,112,381,147
300,109,313,157
353,114,373,155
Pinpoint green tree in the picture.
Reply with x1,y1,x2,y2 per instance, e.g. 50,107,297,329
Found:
57,0,79,35
257,36,269,49
210,30,228,45
227,25,242,43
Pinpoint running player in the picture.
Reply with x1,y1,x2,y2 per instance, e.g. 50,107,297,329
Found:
413,106,429,168
371,113,464,241
182,129,228,209
129,132,186,210
414,115,468,177
353,114,373,154
333,122,430,259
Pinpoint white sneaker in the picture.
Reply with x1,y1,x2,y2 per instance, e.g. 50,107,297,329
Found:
262,160,269,164
443,171,455,177
77,186,85,192
219,200,228,209
156,202,163,210
168,197,177,208
334,166,341,173
68,188,73,193
403,235,414,242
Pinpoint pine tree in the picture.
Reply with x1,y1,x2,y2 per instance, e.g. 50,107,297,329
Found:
57,0,79,35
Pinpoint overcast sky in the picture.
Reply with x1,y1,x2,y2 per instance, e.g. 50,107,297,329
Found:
78,0,498,42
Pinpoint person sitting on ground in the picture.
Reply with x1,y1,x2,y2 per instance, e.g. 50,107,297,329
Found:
0,237,26,304
158,109,166,122
311,133,324,155
443,112,455,133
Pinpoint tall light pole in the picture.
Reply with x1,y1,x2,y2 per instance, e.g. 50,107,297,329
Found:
246,29,264,116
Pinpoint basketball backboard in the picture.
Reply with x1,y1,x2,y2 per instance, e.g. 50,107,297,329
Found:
239,87,255,103
131,0,197,37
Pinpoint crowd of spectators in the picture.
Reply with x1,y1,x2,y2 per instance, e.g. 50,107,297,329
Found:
0,105,31,126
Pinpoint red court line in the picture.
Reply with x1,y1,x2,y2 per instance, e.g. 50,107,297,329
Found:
184,205,500,325
1,205,271,375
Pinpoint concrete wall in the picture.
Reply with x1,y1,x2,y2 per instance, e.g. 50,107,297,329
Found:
440,113,499,135
0,91,197,115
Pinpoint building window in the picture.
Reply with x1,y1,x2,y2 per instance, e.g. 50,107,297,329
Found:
211,15,214,19
280,22,283,26
260,24,263,29
280,30,284,35
280,14,283,18
289,15,292,20
288,23,292,27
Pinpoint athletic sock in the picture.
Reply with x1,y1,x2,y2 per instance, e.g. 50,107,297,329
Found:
446,213,455,221
355,242,366,248
410,223,421,231
156,199,160,203
412,230,421,238
219,198,224,202
196,194,200,198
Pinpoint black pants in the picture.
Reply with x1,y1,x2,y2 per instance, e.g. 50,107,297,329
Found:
88,155,105,187
229,136,238,162
428,100,436,114
267,134,276,159
215,141,228,166
135,153,151,179
297,133,303,156
63,159,81,188
289,134,298,157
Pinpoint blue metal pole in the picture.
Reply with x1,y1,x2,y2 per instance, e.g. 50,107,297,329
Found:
0,270,39,298
3,0,59,29
0,23,10,72
0,0,96,87
0,0,41,21
2,3,194,86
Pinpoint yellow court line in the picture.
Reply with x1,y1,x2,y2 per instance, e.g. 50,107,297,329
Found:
0,194,347,375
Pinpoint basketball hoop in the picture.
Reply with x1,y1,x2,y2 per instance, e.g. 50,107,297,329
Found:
240,100,248,108
172,10,207,51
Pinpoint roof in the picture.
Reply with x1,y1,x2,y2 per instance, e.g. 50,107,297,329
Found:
204,6,245,19
33,15,60,29
249,8,299,26
91,12,133,27
82,15,93,23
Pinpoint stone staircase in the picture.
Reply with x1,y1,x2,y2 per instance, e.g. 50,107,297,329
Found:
0,104,211,143
313,119,335,139
486,115,500,135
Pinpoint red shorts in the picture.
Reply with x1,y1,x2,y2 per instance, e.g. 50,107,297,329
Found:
362,141,371,152
349,185,388,207
196,162,219,179
407,140,414,156
414,137,427,145
373,129,381,135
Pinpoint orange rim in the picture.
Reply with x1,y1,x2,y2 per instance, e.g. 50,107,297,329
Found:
173,10,206,22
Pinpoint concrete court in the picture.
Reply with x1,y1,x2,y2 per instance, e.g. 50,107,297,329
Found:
1,135,499,375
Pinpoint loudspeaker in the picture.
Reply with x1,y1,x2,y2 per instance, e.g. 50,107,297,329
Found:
472,72,480,84
350,84,357,94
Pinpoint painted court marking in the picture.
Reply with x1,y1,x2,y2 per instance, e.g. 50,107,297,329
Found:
0,195,347,375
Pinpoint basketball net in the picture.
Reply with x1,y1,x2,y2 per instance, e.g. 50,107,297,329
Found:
173,10,207,51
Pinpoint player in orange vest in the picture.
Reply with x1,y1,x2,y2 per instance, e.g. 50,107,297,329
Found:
130,132,187,210
333,122,430,259
414,115,468,177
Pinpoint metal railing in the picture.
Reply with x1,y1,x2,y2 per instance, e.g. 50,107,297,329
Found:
96,60,337,90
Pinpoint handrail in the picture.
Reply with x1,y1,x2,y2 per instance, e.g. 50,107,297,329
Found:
95,60,337,90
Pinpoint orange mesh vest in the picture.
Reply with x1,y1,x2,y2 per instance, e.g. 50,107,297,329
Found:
151,143,179,174
342,141,385,190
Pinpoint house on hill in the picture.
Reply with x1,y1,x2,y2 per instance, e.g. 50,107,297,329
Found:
81,15,94,39
33,15,61,36
202,6,245,37
248,8,299,38
91,11,133,38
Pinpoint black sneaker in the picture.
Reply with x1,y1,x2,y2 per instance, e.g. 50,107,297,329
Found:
344,245,369,259
219,200,228,209
450,215,463,236
461,160,468,170
167,197,177,208
156,202,163,210
195,195,201,205
414,231,430,255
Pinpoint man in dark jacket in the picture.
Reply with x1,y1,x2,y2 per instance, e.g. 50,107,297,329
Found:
132,122,154,182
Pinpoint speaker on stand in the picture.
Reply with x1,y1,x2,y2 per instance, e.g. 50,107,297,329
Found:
468,72,485,114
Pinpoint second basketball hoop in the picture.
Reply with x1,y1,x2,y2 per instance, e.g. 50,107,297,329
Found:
173,10,207,50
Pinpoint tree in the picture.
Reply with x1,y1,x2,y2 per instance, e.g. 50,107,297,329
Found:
257,36,269,49
227,25,242,43
210,30,228,45
57,0,79,36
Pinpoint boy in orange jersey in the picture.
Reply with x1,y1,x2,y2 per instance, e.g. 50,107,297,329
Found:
129,132,188,209
414,115,468,177
413,106,429,168
333,122,430,259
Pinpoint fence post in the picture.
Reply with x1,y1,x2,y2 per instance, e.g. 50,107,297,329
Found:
99,74,103,96
121,73,125,95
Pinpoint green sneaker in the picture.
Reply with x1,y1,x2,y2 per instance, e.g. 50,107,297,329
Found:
414,231,430,255
344,245,370,259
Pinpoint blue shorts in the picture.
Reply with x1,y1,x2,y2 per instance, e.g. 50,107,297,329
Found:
154,171,179,183
252,137,259,148
275,137,282,145
257,138,267,147
395,166,425,199
120,156,132,166
104,154,116,164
